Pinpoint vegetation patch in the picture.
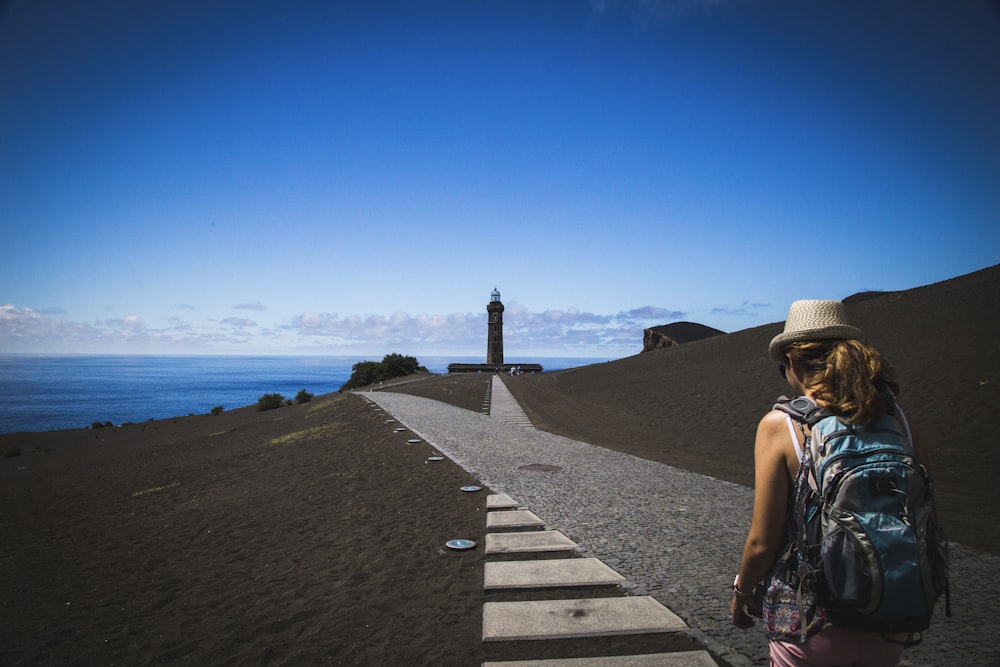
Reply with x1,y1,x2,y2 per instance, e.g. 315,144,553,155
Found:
132,481,181,497
257,393,285,411
267,422,344,446
306,394,348,418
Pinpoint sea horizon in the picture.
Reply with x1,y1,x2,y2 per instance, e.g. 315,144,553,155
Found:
0,353,612,435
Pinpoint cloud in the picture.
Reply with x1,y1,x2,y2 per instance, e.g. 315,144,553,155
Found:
1,305,114,349
289,310,481,348
1,301,691,356
220,317,257,329
624,306,685,320
233,302,266,311
1,304,62,335
0,304,262,353
98,315,144,329
710,301,770,317
500,303,686,352
287,302,685,355
166,316,195,332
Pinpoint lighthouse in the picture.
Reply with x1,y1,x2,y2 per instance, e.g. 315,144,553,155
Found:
446,288,541,373
487,287,504,365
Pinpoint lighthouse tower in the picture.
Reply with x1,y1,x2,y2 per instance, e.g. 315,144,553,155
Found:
487,287,504,365
446,288,541,374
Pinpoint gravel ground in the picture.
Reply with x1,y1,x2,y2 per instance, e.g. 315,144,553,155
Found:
361,390,1000,667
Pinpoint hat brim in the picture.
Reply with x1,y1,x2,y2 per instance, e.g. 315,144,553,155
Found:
768,325,861,361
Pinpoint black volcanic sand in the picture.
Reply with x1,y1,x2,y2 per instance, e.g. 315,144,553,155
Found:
0,392,718,665
395,265,1000,555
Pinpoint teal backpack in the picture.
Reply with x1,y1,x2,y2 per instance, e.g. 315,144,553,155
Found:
775,396,951,641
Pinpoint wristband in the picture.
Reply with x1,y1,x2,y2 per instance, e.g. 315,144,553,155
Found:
732,575,753,598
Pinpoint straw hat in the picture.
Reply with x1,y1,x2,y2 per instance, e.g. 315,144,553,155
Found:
768,300,861,361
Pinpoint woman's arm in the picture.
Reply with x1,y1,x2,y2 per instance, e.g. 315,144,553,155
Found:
731,410,797,629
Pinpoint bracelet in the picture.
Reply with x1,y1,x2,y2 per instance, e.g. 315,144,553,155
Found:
732,574,754,598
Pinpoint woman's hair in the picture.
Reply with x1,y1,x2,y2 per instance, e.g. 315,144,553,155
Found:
784,338,899,427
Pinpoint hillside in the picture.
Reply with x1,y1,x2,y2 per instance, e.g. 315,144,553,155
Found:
502,264,1000,554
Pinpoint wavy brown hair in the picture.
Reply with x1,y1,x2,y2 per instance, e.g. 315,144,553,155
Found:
783,339,900,427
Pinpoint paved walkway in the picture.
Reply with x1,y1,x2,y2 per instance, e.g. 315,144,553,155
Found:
489,375,534,426
361,388,1000,666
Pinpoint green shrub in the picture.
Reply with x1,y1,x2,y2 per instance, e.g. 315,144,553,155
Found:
340,354,421,391
295,389,313,404
211,405,224,416
257,393,285,411
340,360,379,391
380,353,419,378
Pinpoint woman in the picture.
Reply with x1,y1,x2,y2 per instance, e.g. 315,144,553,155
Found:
730,300,917,666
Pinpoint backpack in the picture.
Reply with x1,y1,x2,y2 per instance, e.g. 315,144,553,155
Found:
774,395,951,641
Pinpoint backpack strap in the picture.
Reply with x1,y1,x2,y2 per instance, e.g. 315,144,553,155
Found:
774,395,831,496
773,395,831,428
896,404,915,454
879,391,917,455
782,414,804,461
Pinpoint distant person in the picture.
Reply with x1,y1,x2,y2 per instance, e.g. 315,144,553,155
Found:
730,300,947,666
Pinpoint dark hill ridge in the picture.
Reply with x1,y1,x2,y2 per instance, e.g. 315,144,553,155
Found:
843,290,895,305
502,264,1000,554
642,321,725,352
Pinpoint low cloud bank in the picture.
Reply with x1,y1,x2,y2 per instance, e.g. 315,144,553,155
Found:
0,301,697,356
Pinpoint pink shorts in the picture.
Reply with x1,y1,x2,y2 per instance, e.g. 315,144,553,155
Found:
770,626,908,667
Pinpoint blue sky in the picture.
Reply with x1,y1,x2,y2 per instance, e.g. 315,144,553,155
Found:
2,0,998,358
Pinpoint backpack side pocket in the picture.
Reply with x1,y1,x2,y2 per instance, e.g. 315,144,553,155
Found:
820,506,879,614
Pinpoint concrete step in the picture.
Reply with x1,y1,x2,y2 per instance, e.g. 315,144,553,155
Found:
487,493,520,510
484,530,578,555
482,651,718,666
482,596,687,642
486,509,544,530
485,558,625,590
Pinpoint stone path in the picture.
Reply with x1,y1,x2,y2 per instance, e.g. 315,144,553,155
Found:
360,386,1000,666
482,491,711,665
489,375,534,427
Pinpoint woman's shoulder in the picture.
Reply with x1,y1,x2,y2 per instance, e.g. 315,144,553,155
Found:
757,408,791,434
756,408,803,467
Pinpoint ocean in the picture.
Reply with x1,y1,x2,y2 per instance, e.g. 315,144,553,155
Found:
0,354,607,435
